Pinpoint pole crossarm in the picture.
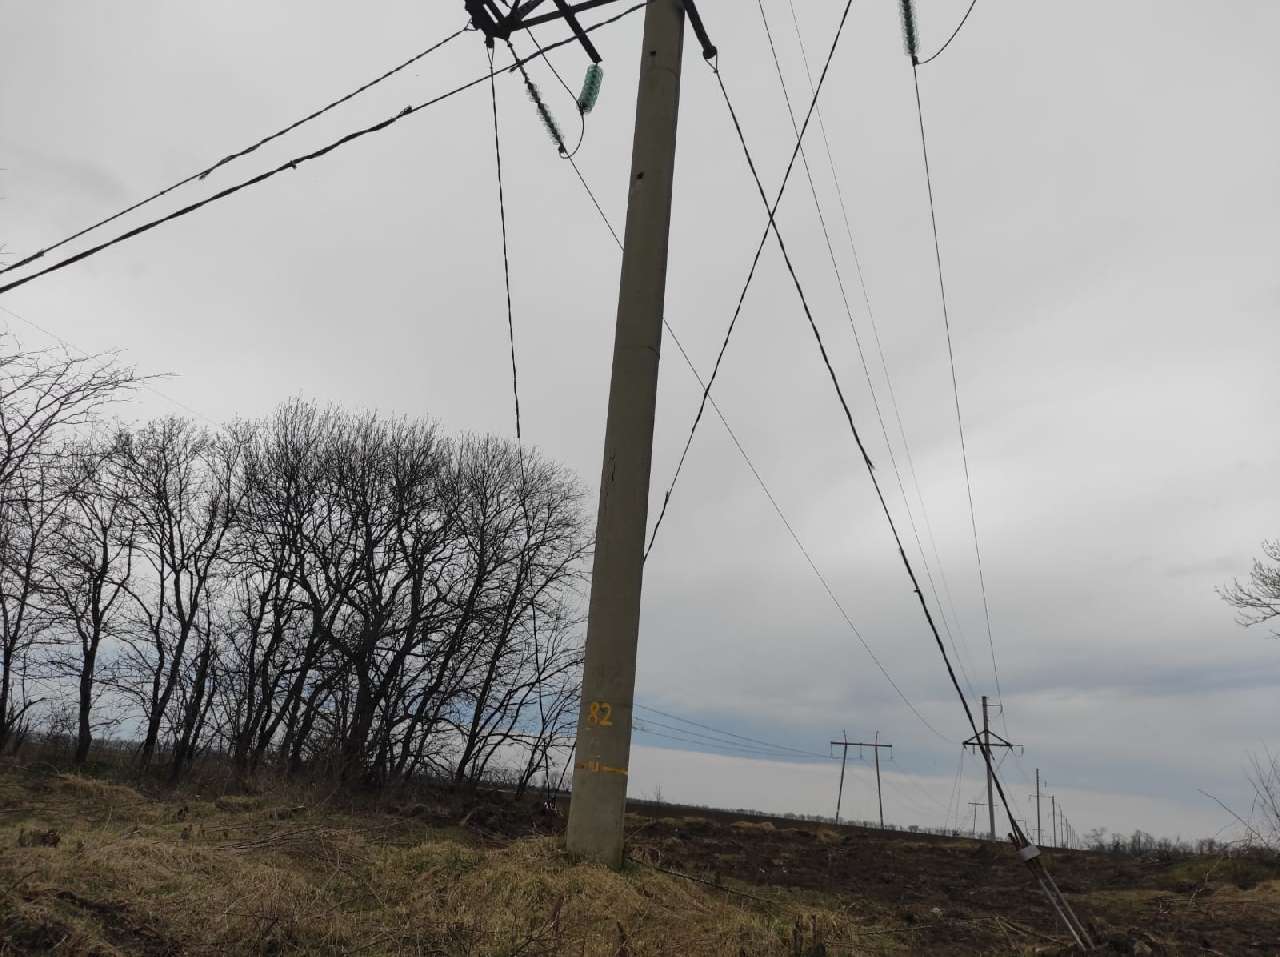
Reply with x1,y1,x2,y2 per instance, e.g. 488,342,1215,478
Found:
465,0,615,55
834,741,893,750
962,730,1019,752
464,0,716,61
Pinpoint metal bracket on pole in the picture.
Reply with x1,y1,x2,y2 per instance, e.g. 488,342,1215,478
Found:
679,0,717,60
549,0,602,62
464,0,627,60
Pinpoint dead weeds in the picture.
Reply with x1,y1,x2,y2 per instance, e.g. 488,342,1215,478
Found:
3,767,1275,955
0,768,905,956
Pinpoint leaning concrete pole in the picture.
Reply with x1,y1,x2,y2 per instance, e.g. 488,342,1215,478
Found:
983,695,996,841
565,0,686,868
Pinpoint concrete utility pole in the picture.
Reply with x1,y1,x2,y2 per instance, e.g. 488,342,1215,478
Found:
968,800,985,838
1035,769,1042,845
832,731,849,824
565,0,696,868
831,733,893,828
1051,794,1058,847
872,730,887,829
962,695,1021,841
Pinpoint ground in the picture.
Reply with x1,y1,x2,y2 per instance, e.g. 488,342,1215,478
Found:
0,764,1277,955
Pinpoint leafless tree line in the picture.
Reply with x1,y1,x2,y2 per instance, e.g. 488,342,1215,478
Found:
0,336,590,791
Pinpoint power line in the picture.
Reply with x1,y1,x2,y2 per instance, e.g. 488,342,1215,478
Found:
486,47,524,444
0,24,470,278
545,1,947,747
751,0,978,706
663,321,951,742
632,722,809,761
880,770,949,819
0,3,647,299
782,0,985,712
479,2,949,753
945,746,966,830
487,38,541,664
634,703,831,759
907,57,1007,729
643,0,854,561
708,47,1027,845
917,0,981,66
633,718,830,762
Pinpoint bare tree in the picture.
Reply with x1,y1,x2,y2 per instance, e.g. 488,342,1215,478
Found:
241,401,366,776
1246,750,1280,851
167,605,221,783
1220,540,1280,639
115,417,239,771
0,464,59,750
44,437,136,765
0,383,592,791
0,336,136,752
0,334,137,499
452,440,589,785
217,472,305,778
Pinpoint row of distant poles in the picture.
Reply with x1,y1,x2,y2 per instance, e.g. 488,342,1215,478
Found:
831,703,1078,851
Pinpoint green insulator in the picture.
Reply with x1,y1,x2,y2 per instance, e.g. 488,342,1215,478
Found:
577,63,604,115
899,0,918,60
523,75,566,153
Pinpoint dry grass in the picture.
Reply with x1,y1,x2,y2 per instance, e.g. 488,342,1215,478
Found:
0,768,900,956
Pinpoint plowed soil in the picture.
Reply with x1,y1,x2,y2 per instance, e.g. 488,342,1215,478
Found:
622,798,1280,954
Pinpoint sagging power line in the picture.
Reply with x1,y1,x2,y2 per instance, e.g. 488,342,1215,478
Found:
0,24,470,278
702,5,1089,943
0,3,648,298
916,0,981,66
526,20,950,744
901,0,1008,732
751,0,978,706
899,4,1093,944
780,0,986,709
642,0,856,563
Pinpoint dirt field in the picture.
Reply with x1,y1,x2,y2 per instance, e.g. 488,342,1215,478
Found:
1,764,1277,955
623,801,1280,955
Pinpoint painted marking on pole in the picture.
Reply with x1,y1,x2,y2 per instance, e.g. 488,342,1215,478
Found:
587,701,614,726
576,760,628,777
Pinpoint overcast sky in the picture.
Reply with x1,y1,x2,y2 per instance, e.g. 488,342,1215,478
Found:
3,0,1278,842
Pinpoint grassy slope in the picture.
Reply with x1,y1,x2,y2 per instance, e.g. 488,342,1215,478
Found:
1,765,1277,955
0,768,895,956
